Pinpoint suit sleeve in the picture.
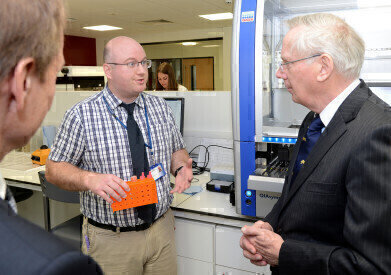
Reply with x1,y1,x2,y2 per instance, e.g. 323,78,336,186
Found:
278,124,391,275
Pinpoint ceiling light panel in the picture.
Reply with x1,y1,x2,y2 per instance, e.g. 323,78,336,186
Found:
199,12,233,21
182,42,197,46
83,25,122,31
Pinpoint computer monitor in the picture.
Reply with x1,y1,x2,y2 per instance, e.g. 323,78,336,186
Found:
164,97,185,135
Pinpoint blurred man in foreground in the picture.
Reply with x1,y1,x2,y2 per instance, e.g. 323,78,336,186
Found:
0,0,101,274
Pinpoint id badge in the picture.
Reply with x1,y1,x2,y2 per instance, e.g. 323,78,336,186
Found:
150,163,166,181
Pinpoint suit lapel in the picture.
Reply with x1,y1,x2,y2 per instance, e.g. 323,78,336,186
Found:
279,81,370,213
283,112,347,206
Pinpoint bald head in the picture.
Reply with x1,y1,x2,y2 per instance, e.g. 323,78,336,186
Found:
102,36,148,103
103,36,144,63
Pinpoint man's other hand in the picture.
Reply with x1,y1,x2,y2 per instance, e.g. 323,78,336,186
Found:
170,158,193,194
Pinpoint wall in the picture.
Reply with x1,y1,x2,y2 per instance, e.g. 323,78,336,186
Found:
29,91,233,154
64,35,97,66
143,40,223,91
95,26,233,91
95,27,226,65
29,91,97,151
222,27,232,91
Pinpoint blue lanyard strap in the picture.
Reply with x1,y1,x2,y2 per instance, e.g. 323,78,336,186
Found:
102,94,153,151
103,96,127,129
141,94,153,150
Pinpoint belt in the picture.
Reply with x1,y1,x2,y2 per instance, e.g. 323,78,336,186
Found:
87,215,162,232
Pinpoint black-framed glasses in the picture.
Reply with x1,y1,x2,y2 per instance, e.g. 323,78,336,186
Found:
278,54,321,72
107,59,152,69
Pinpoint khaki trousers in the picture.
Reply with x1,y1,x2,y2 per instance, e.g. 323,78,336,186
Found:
82,209,177,275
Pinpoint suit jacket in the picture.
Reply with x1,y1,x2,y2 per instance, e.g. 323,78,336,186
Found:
0,198,102,274
265,80,391,275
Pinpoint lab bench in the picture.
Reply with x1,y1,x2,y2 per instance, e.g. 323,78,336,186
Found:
0,152,270,275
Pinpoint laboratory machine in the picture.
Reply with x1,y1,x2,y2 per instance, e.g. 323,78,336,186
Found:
232,0,391,217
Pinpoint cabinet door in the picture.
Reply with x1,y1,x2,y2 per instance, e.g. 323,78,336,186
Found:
175,217,214,262
216,225,270,274
216,265,269,275
177,256,214,275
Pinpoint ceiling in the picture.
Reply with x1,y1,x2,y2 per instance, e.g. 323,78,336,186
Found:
64,0,234,41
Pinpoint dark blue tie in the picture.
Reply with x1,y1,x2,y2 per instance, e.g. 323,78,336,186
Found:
291,115,324,187
121,103,156,224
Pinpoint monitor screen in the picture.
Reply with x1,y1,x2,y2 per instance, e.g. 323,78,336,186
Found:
164,97,185,135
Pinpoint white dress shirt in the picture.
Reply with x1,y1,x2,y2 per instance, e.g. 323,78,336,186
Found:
0,172,6,200
320,79,360,128
0,171,17,213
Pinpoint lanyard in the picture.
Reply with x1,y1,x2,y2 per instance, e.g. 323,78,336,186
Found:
102,94,154,159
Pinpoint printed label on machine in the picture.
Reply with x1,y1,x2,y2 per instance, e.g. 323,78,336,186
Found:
241,11,254,22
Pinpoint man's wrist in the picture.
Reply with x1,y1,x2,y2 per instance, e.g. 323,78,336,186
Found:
80,171,94,190
174,166,184,177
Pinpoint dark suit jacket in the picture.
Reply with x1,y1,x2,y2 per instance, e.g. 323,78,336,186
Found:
0,198,102,274
265,80,391,275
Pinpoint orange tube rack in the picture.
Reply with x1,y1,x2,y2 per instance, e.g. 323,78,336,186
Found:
111,172,158,212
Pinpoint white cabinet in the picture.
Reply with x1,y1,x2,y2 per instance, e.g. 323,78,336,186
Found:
174,217,271,275
175,218,214,262
216,225,270,274
216,265,264,275
177,256,214,275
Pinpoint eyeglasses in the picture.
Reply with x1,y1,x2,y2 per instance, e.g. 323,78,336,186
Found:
107,59,152,69
278,54,321,72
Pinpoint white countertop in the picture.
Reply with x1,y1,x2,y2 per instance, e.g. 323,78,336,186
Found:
0,151,43,185
0,152,258,226
171,172,258,227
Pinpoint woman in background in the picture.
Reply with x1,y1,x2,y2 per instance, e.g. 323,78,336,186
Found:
156,62,188,91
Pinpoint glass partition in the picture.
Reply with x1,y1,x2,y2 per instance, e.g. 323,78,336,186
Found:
143,39,224,91
261,0,391,134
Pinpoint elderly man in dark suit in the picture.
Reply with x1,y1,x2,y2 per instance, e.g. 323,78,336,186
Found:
240,13,391,275
0,0,101,274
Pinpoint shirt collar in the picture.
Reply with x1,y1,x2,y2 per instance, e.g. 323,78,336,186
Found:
320,79,360,127
0,172,6,200
102,85,145,110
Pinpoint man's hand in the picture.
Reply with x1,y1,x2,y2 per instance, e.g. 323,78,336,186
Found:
241,225,284,266
240,221,274,266
83,173,130,203
240,234,268,266
170,158,193,194
252,220,274,232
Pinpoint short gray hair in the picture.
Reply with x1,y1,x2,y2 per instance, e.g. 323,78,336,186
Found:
0,0,65,83
287,13,365,80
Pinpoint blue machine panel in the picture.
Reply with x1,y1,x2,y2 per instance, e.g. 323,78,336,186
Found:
240,142,256,216
239,0,257,216
239,2,256,143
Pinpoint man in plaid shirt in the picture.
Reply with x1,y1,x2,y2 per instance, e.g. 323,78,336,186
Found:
46,36,193,274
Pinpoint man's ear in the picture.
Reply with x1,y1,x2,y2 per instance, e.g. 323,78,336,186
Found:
317,54,333,82
9,57,35,112
103,63,112,80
